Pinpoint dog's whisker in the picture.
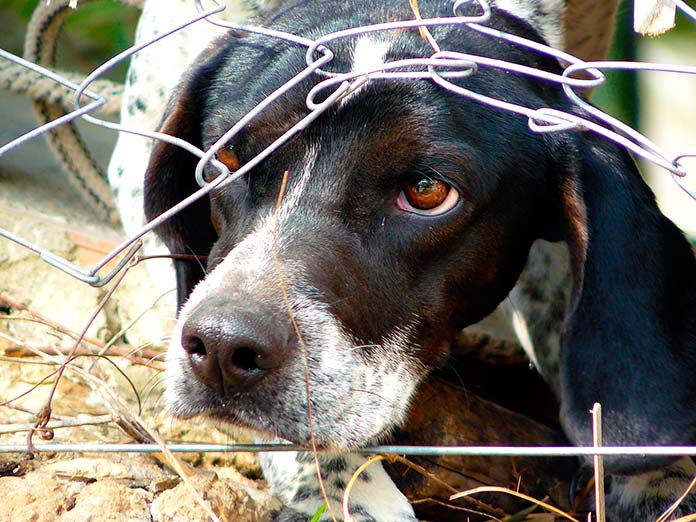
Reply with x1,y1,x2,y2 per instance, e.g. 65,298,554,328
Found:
348,343,381,352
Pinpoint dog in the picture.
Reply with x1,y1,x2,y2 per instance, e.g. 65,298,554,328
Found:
136,0,696,520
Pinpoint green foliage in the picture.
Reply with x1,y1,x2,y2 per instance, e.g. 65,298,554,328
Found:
310,503,328,522
0,0,140,81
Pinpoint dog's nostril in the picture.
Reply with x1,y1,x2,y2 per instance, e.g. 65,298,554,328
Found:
231,346,261,372
183,335,207,358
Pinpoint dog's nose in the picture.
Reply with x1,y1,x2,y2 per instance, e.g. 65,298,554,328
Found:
180,305,289,394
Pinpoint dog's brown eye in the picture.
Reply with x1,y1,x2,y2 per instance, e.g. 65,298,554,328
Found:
397,178,459,216
216,145,240,172
405,179,448,209
206,145,240,183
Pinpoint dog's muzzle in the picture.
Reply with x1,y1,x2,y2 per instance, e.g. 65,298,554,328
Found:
164,223,424,448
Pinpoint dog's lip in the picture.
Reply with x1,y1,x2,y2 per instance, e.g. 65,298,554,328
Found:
196,407,387,449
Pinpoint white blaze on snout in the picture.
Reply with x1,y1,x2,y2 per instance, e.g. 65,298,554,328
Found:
163,218,279,416
171,147,319,330
278,146,318,215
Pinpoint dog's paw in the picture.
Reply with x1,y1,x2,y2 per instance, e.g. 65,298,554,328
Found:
605,458,696,522
272,506,416,522
260,451,417,522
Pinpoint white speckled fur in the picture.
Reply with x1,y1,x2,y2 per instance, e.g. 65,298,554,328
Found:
259,451,416,521
492,0,565,50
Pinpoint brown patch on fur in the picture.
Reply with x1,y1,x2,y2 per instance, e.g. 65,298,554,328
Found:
385,336,574,520
564,0,620,61
560,175,588,309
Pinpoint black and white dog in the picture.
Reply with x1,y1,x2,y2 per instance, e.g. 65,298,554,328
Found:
138,0,696,520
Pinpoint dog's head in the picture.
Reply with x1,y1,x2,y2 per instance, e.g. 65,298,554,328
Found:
145,0,696,472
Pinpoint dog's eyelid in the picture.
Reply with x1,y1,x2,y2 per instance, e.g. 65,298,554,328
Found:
407,166,467,196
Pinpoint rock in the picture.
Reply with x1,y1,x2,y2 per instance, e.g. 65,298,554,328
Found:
46,457,131,481
59,479,152,522
150,473,280,522
149,476,181,495
0,473,72,522
0,455,282,522
0,179,174,356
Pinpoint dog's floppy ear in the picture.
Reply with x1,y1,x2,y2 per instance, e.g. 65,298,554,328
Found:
144,44,230,309
556,133,696,474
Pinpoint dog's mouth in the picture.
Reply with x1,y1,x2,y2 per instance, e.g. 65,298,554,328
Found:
164,316,425,449
168,380,412,449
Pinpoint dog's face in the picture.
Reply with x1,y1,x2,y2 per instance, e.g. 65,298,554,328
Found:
149,4,563,447
146,0,696,469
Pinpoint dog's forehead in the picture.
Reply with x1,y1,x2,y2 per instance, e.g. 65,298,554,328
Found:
242,93,481,215
199,2,567,229
202,0,561,131
205,81,553,248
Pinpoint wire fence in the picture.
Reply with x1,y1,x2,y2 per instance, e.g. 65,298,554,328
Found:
5,442,696,458
1,0,696,288
1,0,696,519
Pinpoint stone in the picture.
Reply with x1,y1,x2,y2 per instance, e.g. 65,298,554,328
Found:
150,473,279,522
59,479,152,522
46,457,131,481
0,473,72,522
